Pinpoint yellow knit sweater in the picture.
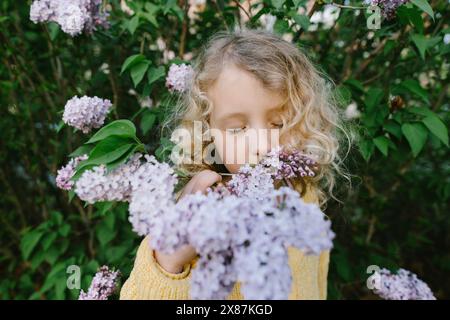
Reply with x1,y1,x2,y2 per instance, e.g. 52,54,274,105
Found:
120,185,330,300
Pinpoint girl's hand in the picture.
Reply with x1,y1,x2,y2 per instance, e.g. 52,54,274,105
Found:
153,170,222,274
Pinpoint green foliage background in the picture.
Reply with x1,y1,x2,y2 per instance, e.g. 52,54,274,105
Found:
0,0,449,299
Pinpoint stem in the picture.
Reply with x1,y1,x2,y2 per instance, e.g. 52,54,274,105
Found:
234,0,252,21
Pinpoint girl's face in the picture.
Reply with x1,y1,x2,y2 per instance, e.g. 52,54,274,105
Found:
208,64,284,174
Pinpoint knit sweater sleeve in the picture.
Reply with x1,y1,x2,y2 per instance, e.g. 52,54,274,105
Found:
288,184,330,300
318,249,330,300
119,235,193,300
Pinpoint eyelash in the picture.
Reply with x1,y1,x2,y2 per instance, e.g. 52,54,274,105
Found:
227,126,247,134
271,122,283,129
227,123,283,134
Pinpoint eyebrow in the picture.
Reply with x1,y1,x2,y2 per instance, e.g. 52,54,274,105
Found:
219,112,246,121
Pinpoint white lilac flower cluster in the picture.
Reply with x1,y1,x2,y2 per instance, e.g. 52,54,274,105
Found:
150,186,334,299
78,266,120,300
30,0,109,36
165,63,194,93
364,0,409,19
62,95,112,133
56,154,88,190
372,268,436,300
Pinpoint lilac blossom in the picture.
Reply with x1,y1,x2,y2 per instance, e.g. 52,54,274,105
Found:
79,266,120,300
30,0,109,37
165,63,194,93
373,268,436,300
127,155,178,236
55,154,88,190
68,146,330,300
261,146,319,179
74,153,176,206
62,95,112,133
365,0,409,19
226,146,319,199
150,186,334,300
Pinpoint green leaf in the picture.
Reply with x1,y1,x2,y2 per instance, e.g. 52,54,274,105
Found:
69,144,94,157
274,19,289,35
422,116,449,147
410,0,434,20
364,87,384,112
95,201,115,217
141,11,159,27
96,221,116,246
407,106,435,118
142,3,159,27
400,79,429,103
105,143,143,172
121,54,145,75
106,245,129,263
411,34,441,60
383,40,396,56
59,224,71,237
47,22,60,41
68,190,75,202
41,233,58,251
131,60,151,87
271,0,285,9
335,85,352,106
373,136,390,156
128,15,140,35
359,139,374,162
163,0,177,14
56,121,65,133
344,79,365,93
79,136,136,169
147,66,166,85
21,231,44,260
383,120,402,139
401,122,428,157
140,111,156,135
290,12,309,31
87,120,137,144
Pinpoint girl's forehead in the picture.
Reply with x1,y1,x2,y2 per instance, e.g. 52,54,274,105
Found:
208,65,284,118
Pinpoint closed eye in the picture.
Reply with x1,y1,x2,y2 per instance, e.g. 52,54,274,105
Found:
226,126,247,134
271,122,283,129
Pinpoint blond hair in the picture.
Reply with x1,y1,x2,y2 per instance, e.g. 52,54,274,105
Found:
162,27,357,210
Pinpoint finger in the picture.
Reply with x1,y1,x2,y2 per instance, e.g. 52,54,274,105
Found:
179,179,195,199
193,171,222,193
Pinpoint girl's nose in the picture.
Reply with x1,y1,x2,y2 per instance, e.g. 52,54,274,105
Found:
247,129,275,164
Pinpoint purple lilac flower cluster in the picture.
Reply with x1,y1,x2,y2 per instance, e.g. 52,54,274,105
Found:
30,0,109,36
373,268,436,300
79,266,120,300
150,186,334,299
226,146,319,199
56,154,88,190
62,95,112,133
165,63,194,93
365,0,410,19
